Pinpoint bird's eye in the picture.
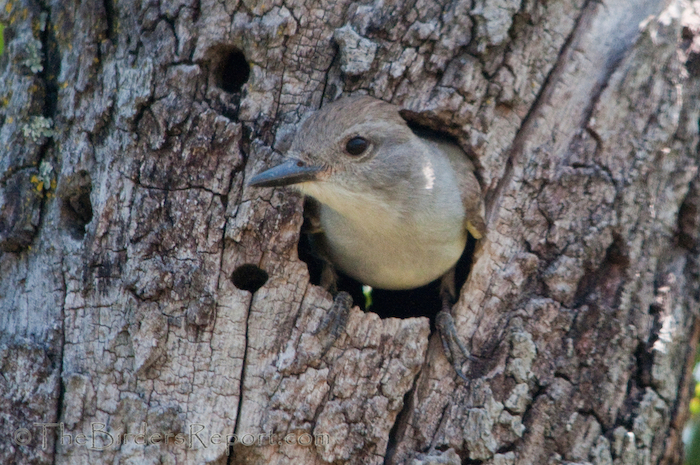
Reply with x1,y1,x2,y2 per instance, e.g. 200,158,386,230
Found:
345,136,369,156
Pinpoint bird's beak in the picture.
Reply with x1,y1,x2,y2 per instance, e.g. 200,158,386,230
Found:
248,159,324,188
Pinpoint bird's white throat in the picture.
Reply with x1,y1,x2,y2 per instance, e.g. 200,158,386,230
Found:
297,179,467,290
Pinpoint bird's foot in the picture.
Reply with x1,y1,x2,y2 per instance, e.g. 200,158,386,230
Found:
314,291,353,357
435,310,472,382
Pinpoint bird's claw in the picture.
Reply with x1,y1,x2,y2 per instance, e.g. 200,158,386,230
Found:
435,310,471,382
314,291,353,356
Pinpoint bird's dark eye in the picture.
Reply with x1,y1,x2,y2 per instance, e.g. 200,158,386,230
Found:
345,136,369,156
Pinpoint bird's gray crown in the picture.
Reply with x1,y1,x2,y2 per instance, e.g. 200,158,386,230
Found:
290,95,415,166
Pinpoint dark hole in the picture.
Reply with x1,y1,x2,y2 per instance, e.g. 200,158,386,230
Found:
218,49,250,93
231,264,269,293
298,198,476,328
60,171,93,240
298,116,480,326
682,26,694,41
686,52,700,78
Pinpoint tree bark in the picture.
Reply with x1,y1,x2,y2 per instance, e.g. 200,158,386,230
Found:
1,0,699,464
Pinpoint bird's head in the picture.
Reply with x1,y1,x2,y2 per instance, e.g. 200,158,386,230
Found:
249,96,424,207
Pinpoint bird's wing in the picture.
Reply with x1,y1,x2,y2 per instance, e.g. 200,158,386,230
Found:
430,139,486,239
456,162,486,239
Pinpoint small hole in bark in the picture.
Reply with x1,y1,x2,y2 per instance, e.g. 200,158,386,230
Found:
297,116,480,325
298,113,480,326
60,170,93,240
217,49,250,93
231,264,268,293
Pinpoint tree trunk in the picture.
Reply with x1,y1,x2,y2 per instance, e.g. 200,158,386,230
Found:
1,0,699,464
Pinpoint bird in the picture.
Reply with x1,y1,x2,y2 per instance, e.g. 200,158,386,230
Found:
248,95,486,380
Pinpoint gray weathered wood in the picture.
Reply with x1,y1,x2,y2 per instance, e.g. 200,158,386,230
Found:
1,0,699,464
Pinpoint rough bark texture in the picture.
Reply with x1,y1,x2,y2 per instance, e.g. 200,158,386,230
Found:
1,0,699,464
